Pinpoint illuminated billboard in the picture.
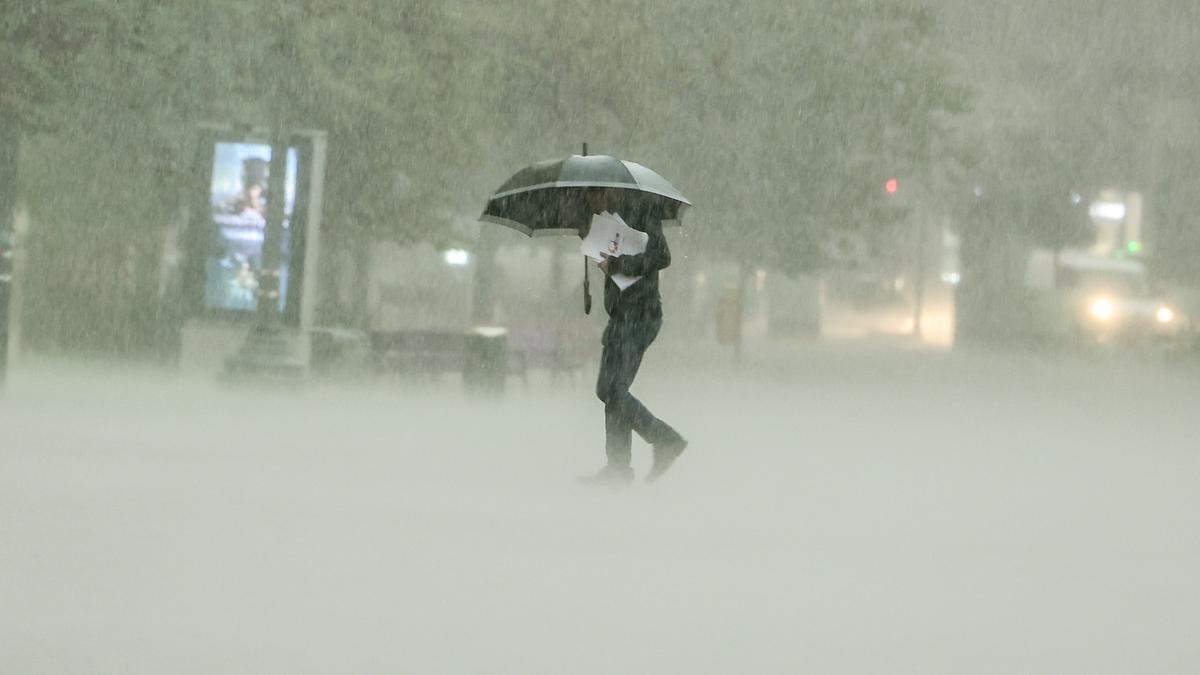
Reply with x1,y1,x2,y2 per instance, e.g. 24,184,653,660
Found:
206,142,298,313
181,127,325,328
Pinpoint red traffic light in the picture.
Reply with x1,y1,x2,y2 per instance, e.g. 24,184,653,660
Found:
885,178,899,195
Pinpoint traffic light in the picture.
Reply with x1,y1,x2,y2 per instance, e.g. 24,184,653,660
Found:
885,178,899,195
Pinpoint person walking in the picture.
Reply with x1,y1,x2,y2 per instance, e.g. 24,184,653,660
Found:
576,188,687,486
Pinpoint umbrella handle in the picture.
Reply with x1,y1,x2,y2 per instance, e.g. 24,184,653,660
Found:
583,255,592,315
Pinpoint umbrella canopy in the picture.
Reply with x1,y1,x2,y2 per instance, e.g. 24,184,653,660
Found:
480,154,691,236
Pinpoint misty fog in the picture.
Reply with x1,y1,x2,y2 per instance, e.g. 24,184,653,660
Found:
4,348,1198,674
3,1,1199,673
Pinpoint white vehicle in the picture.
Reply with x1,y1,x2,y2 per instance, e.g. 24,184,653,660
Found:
1024,248,1185,348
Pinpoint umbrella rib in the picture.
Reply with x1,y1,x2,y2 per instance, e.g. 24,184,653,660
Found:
477,214,534,236
477,214,581,238
488,181,691,205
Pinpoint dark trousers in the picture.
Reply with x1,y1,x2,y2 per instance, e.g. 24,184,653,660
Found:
595,318,681,467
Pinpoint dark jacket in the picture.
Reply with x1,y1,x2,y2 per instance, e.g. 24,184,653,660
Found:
603,211,671,322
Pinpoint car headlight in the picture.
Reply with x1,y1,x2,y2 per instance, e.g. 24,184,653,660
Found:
1156,306,1175,324
1089,297,1115,321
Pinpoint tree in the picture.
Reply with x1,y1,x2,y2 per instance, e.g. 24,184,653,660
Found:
637,0,970,277
1,1,186,354
4,0,974,356
5,1,500,341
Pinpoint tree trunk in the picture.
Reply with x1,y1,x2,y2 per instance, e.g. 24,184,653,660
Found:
351,232,373,330
0,123,20,382
471,226,498,325
734,262,749,360
0,125,16,231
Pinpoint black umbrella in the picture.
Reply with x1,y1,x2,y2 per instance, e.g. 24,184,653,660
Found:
480,152,691,236
480,149,691,314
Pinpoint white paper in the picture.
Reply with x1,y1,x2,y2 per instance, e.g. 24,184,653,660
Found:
579,211,650,291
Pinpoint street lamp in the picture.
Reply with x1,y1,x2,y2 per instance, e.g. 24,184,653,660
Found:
444,249,470,267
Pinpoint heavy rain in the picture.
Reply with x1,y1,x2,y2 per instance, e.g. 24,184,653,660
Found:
2,2,1198,673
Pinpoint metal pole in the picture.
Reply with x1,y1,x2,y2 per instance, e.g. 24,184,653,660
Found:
219,16,311,384
472,226,498,324
912,214,928,339
0,243,10,385
0,123,19,386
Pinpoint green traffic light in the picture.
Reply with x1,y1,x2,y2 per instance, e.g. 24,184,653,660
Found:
1127,241,1143,254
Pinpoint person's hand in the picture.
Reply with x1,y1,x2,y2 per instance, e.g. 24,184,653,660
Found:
598,252,613,276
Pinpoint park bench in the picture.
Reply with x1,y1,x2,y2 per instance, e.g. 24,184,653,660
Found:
369,324,590,384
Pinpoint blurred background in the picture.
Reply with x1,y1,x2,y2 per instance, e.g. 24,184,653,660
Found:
2,0,1199,372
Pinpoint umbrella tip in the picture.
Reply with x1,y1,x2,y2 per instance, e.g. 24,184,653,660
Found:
582,142,588,156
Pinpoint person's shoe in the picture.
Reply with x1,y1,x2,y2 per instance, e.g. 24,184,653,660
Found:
647,438,688,483
576,464,635,487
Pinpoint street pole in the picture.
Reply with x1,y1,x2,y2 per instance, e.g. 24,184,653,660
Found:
220,12,307,384
912,214,927,339
0,123,19,387
471,226,498,325
0,237,10,387
258,133,289,327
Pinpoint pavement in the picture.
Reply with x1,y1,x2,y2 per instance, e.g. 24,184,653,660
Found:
2,340,1198,674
